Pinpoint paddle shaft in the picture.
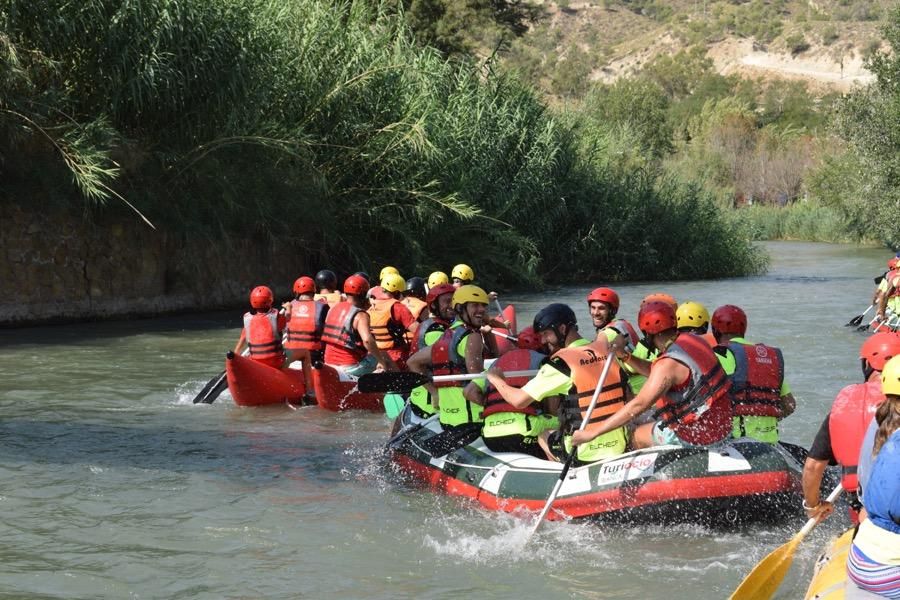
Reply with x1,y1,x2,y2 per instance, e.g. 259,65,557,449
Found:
847,304,873,326
491,330,518,343
433,369,536,383
528,352,615,538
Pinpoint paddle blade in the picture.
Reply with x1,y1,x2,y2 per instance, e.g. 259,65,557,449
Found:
192,371,227,404
729,537,800,600
383,393,406,419
357,371,429,393
846,314,863,326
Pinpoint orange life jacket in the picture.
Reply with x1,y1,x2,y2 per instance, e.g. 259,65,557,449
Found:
368,298,408,351
482,349,546,417
727,341,785,418
430,326,472,388
243,310,284,363
321,302,366,360
654,333,732,445
284,299,328,351
314,291,342,308
402,297,427,321
553,342,627,437
829,379,884,492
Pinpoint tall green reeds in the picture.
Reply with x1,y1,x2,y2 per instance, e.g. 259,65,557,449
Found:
0,0,766,286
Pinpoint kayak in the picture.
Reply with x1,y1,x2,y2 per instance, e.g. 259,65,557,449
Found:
388,405,805,525
804,528,882,599
225,351,306,406
312,364,384,412
492,305,517,355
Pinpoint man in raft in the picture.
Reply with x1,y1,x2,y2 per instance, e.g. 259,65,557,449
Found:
313,270,342,307
623,293,677,396
407,283,457,418
875,257,900,329
587,287,640,360
321,274,397,376
710,304,795,444
485,303,630,464
407,285,492,434
676,301,717,347
235,285,287,369
572,300,733,450
283,276,328,403
802,332,900,524
368,273,418,370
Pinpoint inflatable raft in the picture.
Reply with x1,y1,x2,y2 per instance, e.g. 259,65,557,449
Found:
388,405,805,525
804,528,883,599
225,351,306,407
312,364,384,412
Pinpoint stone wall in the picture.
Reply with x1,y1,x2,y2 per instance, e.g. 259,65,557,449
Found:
0,201,310,326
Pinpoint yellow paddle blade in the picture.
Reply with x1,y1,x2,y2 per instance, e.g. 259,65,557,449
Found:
729,536,802,600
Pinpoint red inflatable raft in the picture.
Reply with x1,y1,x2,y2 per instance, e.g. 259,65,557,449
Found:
312,364,384,412
225,351,306,407
491,305,517,355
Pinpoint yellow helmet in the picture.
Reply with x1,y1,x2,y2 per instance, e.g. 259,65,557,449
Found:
379,266,400,281
676,301,710,330
381,273,406,293
428,271,449,288
451,264,475,282
452,285,489,308
882,355,900,396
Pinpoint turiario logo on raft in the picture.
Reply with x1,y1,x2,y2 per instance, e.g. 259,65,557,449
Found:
596,453,659,486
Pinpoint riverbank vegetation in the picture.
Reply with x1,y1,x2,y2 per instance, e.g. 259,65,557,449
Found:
0,0,769,287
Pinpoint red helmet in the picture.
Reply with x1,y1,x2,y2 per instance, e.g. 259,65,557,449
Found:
860,332,900,371
426,283,456,307
516,326,543,351
638,301,677,335
293,276,315,296
711,305,748,336
343,274,369,297
587,287,620,312
250,286,274,310
889,257,900,270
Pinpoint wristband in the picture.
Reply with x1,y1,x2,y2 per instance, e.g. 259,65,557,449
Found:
802,498,820,511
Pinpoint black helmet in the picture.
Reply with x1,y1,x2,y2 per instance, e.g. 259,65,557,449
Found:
353,271,370,283
404,276,427,299
533,303,577,332
315,269,337,290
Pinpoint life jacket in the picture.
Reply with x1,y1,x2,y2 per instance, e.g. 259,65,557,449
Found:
701,332,717,348
314,291,342,307
321,302,366,359
284,299,327,351
727,341,785,417
829,379,884,493
402,297,427,321
368,298,408,351
414,317,449,353
482,349,546,417
243,310,284,362
553,342,627,437
653,333,732,445
430,325,472,388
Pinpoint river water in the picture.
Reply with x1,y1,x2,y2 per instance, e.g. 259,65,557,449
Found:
0,241,889,599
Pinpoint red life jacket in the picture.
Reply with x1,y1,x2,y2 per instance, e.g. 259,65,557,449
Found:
728,341,785,417
368,298,407,351
553,342,628,436
284,299,327,351
414,317,450,353
829,379,885,492
482,349,546,417
321,302,366,363
654,333,733,445
430,326,472,388
243,310,284,364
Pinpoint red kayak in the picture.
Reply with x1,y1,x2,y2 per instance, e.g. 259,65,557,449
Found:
312,364,385,412
225,351,306,407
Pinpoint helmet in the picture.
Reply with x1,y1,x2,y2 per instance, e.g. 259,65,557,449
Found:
293,276,315,296
860,332,900,371
428,271,449,288
381,273,406,294
379,266,400,281
533,303,577,333
250,286,274,310
426,283,456,307
451,264,475,282
405,276,427,299
889,257,900,270
882,355,900,395
315,269,337,290
451,285,489,308
343,274,369,297
711,305,748,336
516,326,543,351
587,287,620,312
638,301,677,335
641,293,677,311
676,301,710,330
607,319,639,351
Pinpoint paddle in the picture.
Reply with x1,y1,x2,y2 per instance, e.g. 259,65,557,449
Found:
357,369,538,393
527,350,615,539
491,330,518,343
846,304,873,327
383,392,407,419
728,484,844,600
192,370,227,404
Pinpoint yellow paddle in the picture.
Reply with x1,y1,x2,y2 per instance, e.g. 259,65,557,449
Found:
729,484,843,600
